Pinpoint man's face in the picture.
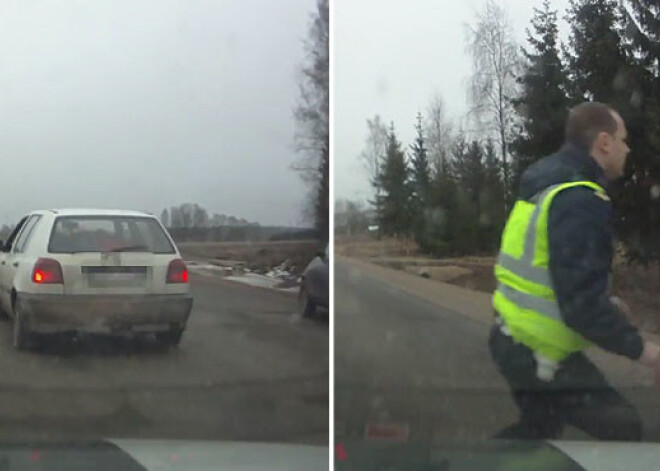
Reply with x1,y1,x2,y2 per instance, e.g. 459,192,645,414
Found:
598,112,629,180
611,113,630,178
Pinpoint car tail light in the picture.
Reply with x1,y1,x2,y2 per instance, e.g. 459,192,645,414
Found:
32,258,64,284
167,259,189,283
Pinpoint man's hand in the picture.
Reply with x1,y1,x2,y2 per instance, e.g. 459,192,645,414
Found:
638,341,660,386
611,296,632,319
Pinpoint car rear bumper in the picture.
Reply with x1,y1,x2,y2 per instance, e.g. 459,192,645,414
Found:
17,293,193,334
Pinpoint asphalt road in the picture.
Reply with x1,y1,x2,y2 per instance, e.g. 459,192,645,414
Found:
0,273,329,445
335,259,660,443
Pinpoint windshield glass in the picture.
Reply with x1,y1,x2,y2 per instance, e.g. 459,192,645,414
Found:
49,216,175,254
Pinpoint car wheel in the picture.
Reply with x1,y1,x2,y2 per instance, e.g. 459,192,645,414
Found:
298,286,315,318
156,329,183,346
12,301,33,351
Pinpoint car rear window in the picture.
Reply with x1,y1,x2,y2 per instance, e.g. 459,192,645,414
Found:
48,216,176,254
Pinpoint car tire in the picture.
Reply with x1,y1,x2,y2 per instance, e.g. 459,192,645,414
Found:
156,329,183,347
12,301,33,351
298,286,315,318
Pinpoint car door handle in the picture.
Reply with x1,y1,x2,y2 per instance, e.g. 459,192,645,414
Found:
0,261,4,265
12,262,18,267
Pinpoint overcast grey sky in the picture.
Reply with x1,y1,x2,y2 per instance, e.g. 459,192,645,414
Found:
335,0,570,204
0,0,315,227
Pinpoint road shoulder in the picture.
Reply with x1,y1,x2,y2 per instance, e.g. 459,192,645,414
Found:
338,256,493,325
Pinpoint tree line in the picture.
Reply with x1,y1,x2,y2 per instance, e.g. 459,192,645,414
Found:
359,0,660,263
160,204,258,229
362,114,505,256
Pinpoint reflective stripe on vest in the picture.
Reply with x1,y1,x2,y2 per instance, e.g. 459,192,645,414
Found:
497,283,562,322
493,180,606,361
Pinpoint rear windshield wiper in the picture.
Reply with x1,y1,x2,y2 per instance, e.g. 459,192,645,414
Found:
106,245,151,253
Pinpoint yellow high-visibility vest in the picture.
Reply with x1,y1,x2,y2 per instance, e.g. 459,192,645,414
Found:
494,181,607,362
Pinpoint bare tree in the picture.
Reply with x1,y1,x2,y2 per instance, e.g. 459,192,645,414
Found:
426,95,454,176
179,203,195,229
359,115,389,196
345,200,368,236
160,208,170,228
169,206,183,228
192,204,209,228
293,0,329,240
465,0,521,205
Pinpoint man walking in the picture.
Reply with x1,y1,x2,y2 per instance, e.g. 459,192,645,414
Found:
490,102,660,441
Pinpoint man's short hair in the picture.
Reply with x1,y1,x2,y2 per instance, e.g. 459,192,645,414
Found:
565,102,618,149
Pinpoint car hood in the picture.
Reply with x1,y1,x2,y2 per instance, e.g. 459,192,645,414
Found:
0,439,327,471
335,439,660,471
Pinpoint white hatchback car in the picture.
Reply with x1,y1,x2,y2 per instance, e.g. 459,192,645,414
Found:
0,209,193,350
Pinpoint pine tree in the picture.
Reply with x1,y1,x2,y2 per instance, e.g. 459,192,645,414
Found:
423,152,458,256
410,113,431,251
621,1,660,73
410,113,431,206
565,0,628,104
447,136,482,254
616,0,660,263
620,0,660,171
409,113,432,246
511,0,570,191
453,139,484,209
483,138,504,192
375,124,413,237
480,139,506,252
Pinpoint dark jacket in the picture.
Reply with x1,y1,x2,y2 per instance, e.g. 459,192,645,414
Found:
518,143,643,360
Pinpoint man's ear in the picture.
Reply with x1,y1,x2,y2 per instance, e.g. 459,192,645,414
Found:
594,131,612,154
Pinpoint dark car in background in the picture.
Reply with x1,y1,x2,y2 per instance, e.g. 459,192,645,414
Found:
298,245,328,318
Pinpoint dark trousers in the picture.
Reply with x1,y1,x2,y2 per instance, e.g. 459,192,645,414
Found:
489,324,643,441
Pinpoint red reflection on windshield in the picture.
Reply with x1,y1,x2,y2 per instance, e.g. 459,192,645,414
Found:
336,443,347,462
